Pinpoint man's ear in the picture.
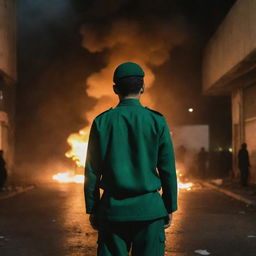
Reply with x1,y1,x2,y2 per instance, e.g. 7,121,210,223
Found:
113,85,118,95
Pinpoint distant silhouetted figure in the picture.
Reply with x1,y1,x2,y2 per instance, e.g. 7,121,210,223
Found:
198,147,208,179
0,150,7,191
238,143,250,186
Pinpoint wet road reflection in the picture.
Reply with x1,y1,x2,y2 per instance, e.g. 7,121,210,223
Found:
0,183,255,256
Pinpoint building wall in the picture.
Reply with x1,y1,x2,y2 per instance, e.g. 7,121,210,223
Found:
231,88,243,177
0,0,16,178
203,0,256,183
203,0,256,93
243,84,256,183
231,84,256,183
0,0,16,80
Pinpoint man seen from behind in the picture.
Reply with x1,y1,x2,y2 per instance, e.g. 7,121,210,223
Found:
84,62,178,256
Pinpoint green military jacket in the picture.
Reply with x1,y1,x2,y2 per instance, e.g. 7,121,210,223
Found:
84,98,177,221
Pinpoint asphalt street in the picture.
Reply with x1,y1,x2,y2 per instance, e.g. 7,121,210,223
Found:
0,183,255,256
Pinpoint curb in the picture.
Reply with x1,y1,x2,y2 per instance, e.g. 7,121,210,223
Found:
0,185,35,201
200,181,256,206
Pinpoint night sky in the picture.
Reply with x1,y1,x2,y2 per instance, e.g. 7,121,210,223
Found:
16,0,236,179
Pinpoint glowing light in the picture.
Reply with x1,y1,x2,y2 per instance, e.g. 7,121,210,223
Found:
188,108,194,113
52,128,88,184
177,169,193,191
52,172,84,184
53,118,193,192
178,182,193,190
229,147,233,152
65,128,89,168
52,127,89,183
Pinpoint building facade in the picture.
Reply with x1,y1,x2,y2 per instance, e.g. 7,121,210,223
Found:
0,0,16,177
203,0,256,183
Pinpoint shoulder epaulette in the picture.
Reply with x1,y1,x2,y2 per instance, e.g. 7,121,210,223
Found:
96,108,113,118
145,107,163,116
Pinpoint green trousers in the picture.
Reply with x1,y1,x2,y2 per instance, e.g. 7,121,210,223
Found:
97,218,166,256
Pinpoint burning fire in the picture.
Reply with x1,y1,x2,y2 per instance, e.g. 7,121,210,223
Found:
177,171,193,191
53,131,193,191
65,128,89,167
51,128,89,184
52,15,190,185
52,172,84,184
53,167,193,191
52,127,89,183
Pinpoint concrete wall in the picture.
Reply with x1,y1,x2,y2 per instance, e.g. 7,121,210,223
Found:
0,78,15,177
231,85,256,183
203,0,256,93
231,88,244,177
244,84,256,183
245,120,256,183
0,0,16,80
203,0,256,183
0,0,16,178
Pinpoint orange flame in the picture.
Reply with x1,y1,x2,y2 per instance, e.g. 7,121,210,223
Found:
52,172,84,184
52,129,89,183
65,128,89,168
177,169,193,191
53,130,193,191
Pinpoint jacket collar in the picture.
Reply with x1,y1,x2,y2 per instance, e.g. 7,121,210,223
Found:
116,98,142,107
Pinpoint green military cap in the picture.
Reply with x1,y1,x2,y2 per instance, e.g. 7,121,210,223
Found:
113,62,145,83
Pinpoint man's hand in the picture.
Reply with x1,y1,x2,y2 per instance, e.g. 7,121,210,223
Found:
89,214,99,230
164,213,173,229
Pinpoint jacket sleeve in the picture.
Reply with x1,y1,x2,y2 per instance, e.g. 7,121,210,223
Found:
84,120,101,214
157,118,178,213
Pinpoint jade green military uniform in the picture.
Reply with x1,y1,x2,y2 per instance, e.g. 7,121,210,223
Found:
84,63,178,256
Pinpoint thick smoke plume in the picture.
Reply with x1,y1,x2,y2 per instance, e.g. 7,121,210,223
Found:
16,0,234,181
80,17,188,123
65,17,188,165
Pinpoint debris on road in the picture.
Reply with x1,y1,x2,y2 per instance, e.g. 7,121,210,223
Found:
194,249,211,255
247,235,256,238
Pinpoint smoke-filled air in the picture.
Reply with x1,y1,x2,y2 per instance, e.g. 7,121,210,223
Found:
19,0,231,183
65,17,188,169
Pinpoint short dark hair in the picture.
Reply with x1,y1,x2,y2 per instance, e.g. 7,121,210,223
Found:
115,76,143,96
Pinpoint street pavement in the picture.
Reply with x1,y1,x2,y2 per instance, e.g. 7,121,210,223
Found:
0,183,255,256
